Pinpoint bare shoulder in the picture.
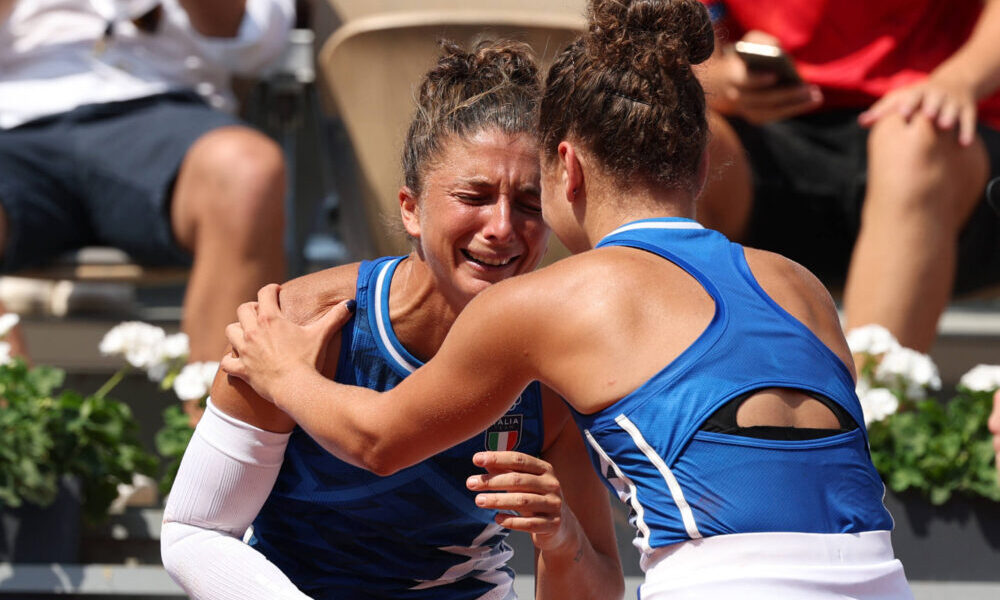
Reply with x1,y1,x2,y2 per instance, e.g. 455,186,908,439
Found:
741,247,853,370
743,247,828,295
278,262,362,325
212,261,362,432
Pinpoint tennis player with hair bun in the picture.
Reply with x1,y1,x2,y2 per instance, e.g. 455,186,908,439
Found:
225,0,914,597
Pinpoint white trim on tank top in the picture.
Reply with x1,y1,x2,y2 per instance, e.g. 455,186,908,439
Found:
615,415,702,542
606,220,704,237
374,259,419,374
583,430,653,555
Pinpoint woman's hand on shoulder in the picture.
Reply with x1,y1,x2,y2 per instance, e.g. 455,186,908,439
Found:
221,284,356,404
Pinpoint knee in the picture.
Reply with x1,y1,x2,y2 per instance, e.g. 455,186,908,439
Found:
184,127,286,235
867,114,988,222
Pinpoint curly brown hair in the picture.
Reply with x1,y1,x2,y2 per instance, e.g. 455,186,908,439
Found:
539,0,714,192
402,39,542,197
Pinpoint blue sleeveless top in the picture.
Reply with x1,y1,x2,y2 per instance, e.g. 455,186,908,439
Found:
250,256,545,599
572,219,892,565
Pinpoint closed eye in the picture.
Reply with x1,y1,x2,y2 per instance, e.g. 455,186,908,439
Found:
518,200,542,214
454,191,490,203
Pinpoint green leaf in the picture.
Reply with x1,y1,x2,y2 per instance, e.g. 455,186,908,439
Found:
929,486,952,506
0,361,159,523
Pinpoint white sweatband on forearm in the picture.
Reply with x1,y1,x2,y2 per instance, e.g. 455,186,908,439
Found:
161,399,310,599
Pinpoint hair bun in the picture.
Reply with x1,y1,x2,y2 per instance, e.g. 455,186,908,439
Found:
403,38,540,196
429,39,539,99
586,0,714,79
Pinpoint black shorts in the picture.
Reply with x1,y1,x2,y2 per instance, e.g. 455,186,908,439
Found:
0,91,243,271
731,109,1000,294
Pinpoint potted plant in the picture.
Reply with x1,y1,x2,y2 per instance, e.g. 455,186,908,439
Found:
849,325,1000,581
97,321,217,495
0,315,158,562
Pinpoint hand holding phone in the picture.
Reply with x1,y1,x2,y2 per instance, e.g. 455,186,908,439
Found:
733,41,802,87
712,37,820,124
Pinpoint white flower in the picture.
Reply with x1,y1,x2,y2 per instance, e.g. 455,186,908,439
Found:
147,361,170,384
858,387,900,426
0,313,20,339
846,324,901,357
99,321,167,369
855,376,871,399
160,333,190,360
958,364,1000,393
145,333,190,383
875,346,942,399
0,341,12,366
173,361,219,401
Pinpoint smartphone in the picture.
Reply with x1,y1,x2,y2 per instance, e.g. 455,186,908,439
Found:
733,41,802,87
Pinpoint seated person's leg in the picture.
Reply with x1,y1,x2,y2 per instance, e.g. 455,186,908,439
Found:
843,112,989,351
0,119,95,271
73,93,286,422
0,118,97,360
700,110,866,287
170,125,286,366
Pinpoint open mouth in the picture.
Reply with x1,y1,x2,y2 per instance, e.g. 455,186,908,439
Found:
461,249,518,268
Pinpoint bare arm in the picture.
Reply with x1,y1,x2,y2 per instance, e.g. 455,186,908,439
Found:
224,281,542,476
532,397,623,600
212,265,359,430
176,0,247,38
162,268,357,598
859,0,1000,144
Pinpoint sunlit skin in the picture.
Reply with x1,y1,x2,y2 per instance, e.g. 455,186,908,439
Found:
221,138,855,473
208,128,622,600
399,129,549,317
387,129,549,362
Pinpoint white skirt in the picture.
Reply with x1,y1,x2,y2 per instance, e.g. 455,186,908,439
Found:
639,531,913,599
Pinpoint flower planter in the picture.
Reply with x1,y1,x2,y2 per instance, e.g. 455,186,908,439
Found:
886,489,1000,581
0,477,81,563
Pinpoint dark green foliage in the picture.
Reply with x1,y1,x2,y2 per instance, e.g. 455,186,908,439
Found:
155,404,195,495
868,388,1000,506
0,359,158,523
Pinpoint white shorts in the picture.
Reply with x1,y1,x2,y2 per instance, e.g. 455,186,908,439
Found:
639,531,913,599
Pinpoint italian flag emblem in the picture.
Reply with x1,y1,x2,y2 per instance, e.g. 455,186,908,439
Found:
485,414,523,451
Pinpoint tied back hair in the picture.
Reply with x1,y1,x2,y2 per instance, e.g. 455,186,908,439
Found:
540,0,714,191
402,39,541,196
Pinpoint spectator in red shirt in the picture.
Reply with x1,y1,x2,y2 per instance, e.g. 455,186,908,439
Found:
697,0,1000,355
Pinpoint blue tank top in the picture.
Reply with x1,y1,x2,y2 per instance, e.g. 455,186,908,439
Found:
250,256,545,599
572,218,892,566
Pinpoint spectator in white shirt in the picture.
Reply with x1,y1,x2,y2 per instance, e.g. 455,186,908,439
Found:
0,0,294,421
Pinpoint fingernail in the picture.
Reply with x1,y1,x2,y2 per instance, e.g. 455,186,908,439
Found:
467,476,480,488
346,299,357,313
